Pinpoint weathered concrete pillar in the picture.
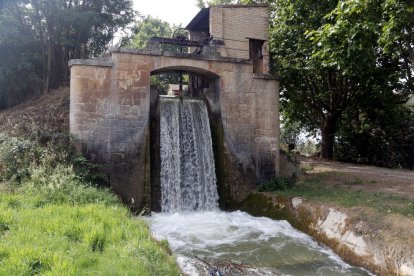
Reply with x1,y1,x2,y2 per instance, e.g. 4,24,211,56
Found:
253,74,280,180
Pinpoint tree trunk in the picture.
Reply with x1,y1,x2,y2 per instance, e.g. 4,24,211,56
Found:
320,114,338,160
43,39,52,94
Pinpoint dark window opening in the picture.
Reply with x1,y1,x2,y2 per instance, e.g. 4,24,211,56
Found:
249,39,265,74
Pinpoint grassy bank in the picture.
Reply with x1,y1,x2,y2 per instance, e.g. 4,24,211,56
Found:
0,194,179,275
276,175,414,218
0,179,180,275
0,134,180,275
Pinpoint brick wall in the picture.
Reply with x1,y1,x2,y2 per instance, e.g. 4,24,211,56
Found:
210,5,269,71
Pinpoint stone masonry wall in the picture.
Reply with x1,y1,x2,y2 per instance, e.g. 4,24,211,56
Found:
70,49,279,209
108,53,152,210
70,64,112,165
219,62,257,202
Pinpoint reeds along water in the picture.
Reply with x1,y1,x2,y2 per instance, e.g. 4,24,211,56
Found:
159,97,219,213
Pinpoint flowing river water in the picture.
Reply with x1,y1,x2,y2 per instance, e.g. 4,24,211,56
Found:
149,211,372,275
152,97,373,275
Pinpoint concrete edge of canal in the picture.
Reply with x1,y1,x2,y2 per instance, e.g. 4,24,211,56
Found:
239,191,414,276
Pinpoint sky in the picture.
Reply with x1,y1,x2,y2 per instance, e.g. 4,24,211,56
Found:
133,0,201,27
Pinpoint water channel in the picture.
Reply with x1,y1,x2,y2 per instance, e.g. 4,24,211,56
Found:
152,97,373,275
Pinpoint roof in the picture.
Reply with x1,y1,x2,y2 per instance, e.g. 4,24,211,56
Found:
186,4,268,31
186,8,209,31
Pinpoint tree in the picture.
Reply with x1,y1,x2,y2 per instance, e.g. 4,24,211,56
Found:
0,0,135,109
267,0,343,159
125,15,173,49
380,0,414,94
267,0,407,160
336,98,414,168
0,2,43,108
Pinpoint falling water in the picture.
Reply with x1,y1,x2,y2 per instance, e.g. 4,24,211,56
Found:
159,97,219,212
155,96,372,275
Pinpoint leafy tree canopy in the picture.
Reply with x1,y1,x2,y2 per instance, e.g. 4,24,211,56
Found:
0,0,135,109
238,0,410,161
196,0,413,165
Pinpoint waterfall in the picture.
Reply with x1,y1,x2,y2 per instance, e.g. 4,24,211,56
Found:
159,97,219,213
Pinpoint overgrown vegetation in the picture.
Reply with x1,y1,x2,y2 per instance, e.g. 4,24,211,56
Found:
0,133,107,186
0,134,180,275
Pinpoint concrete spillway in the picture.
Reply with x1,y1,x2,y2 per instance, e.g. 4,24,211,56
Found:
159,97,219,212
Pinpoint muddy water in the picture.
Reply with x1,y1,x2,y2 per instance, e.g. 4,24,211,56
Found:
149,211,373,275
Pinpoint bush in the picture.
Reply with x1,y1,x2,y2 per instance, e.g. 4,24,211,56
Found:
0,133,113,206
0,134,40,183
256,177,295,192
336,106,414,169
70,154,108,186
21,164,118,206
0,133,108,187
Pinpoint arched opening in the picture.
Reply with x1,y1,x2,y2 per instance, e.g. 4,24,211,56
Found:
149,66,227,211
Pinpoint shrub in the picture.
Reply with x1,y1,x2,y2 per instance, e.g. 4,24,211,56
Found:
70,153,108,187
336,104,414,169
256,177,295,192
0,134,40,183
21,164,118,206
0,133,108,188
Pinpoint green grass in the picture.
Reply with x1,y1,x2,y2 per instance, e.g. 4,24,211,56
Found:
0,191,180,275
0,134,180,275
278,178,414,218
0,162,180,275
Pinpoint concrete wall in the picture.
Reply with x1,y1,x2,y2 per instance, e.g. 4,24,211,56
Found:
69,49,279,210
253,75,280,180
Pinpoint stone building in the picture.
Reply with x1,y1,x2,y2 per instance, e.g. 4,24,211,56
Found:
187,5,270,74
69,4,280,210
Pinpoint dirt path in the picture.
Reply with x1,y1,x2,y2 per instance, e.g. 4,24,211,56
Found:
300,157,414,199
